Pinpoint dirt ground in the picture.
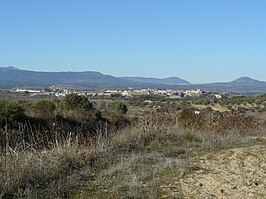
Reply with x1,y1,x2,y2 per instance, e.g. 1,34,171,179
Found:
161,143,266,199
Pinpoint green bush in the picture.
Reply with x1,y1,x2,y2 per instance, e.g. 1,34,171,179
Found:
31,100,56,119
109,101,128,115
0,100,25,126
64,93,93,112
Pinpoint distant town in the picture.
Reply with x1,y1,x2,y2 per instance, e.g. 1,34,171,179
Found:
7,87,225,99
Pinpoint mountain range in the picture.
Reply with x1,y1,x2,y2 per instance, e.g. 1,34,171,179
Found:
0,67,185,90
120,77,190,85
0,67,266,94
176,77,266,94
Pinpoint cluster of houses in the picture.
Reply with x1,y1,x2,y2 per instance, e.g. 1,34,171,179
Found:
10,88,223,99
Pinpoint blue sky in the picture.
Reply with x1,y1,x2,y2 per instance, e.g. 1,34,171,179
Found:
0,0,265,83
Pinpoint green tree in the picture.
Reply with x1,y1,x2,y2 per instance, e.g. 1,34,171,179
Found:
64,93,93,112
32,100,56,119
118,102,128,115
109,101,128,115
0,100,25,126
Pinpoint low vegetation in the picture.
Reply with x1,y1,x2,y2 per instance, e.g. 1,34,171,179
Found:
0,93,266,198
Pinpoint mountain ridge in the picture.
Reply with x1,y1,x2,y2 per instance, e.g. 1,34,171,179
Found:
119,76,191,85
0,67,182,90
231,76,265,84
0,67,266,94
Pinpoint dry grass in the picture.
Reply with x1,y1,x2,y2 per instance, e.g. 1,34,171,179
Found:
0,112,264,198
178,108,259,134
75,112,264,198
0,143,98,199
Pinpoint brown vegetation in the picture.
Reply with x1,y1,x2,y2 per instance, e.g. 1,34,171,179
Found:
0,95,265,198
178,108,259,134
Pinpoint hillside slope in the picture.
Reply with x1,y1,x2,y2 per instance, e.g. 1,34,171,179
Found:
177,77,266,94
120,76,191,85
0,67,129,89
0,67,182,89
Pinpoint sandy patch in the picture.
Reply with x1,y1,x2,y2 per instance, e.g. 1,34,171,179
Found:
179,144,266,198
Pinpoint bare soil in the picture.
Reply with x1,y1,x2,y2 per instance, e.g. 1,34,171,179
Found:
161,143,266,198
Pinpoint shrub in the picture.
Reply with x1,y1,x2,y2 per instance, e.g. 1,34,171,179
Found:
0,100,25,126
31,100,56,119
178,108,204,130
64,94,93,112
178,108,259,134
109,101,128,115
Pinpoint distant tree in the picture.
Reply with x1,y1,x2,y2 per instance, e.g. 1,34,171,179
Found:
32,100,56,119
64,93,93,112
117,102,128,115
0,100,25,126
109,101,128,115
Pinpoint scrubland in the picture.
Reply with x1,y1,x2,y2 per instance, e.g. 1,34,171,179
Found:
0,93,266,198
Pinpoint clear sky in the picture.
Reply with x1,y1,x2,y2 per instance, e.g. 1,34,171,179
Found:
0,0,265,83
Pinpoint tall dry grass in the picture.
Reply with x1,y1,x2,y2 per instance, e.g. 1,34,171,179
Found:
80,111,265,198
0,110,264,198
0,140,99,198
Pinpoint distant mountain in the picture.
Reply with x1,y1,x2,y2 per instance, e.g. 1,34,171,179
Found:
120,77,191,85
0,66,19,71
0,67,131,89
231,77,262,84
0,67,266,94
176,77,266,94
0,67,181,90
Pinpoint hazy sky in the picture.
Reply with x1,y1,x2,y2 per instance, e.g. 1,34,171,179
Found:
0,0,265,83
